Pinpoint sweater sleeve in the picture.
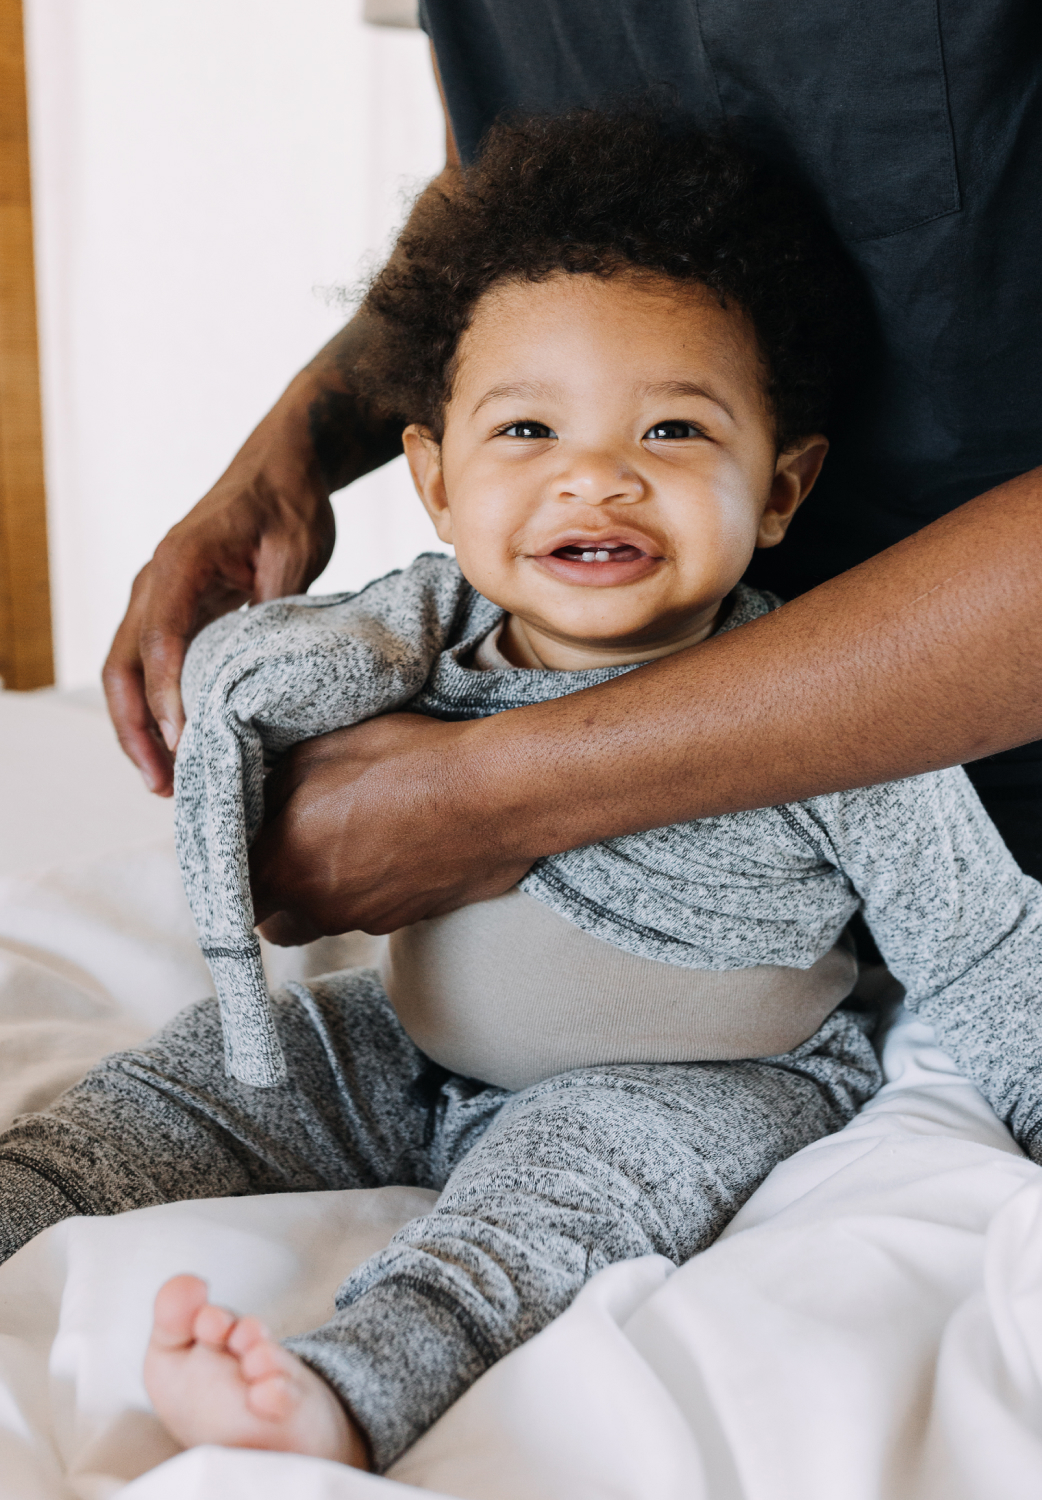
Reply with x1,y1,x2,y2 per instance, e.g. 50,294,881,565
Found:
795,768,1042,1159
175,553,470,1085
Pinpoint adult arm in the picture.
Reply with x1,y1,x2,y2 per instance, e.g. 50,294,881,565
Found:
250,466,1042,938
102,48,459,795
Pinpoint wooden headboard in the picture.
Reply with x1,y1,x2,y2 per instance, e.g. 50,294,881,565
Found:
0,0,53,690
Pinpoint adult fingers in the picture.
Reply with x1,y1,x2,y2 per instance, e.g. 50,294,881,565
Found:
137,538,251,753
140,625,191,755
105,539,250,787
102,574,176,795
135,490,334,749
255,909,325,947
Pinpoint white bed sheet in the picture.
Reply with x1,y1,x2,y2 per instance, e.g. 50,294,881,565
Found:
1,688,1040,1500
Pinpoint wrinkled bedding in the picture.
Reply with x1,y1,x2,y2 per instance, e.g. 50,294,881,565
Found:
1,688,1040,1499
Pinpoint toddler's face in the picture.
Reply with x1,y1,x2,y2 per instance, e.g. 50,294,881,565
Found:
405,273,826,669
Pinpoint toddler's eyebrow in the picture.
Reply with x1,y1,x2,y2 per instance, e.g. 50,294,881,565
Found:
471,378,738,423
471,380,559,416
639,381,736,422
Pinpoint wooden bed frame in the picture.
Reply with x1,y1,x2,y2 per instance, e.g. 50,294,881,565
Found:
0,0,53,690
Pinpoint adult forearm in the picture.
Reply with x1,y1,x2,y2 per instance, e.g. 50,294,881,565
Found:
283,315,407,494
458,467,1042,858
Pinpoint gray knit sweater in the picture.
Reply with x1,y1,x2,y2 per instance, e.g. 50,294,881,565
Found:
176,555,1042,1158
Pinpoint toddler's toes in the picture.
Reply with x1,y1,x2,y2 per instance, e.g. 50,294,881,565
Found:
193,1301,238,1348
239,1334,300,1398
246,1370,295,1422
151,1275,209,1351
223,1316,301,1421
238,1335,294,1385
226,1314,272,1360
234,1332,312,1422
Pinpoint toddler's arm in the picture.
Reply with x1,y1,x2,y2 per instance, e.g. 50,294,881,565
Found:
175,553,471,1084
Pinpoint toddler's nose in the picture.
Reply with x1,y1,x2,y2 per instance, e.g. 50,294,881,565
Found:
553,447,644,506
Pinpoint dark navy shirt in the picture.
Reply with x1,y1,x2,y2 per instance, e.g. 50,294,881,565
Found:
420,0,1042,873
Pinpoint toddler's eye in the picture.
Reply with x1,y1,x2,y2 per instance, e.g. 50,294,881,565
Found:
498,421,556,440
644,420,703,440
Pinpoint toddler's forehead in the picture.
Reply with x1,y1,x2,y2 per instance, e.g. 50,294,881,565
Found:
449,271,768,418
461,271,750,356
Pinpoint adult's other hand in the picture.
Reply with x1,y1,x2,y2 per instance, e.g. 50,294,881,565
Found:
102,419,335,797
250,713,534,943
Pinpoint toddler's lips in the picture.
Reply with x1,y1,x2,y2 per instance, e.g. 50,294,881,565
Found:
534,541,661,586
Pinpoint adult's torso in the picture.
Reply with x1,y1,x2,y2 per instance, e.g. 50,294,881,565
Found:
421,0,1042,873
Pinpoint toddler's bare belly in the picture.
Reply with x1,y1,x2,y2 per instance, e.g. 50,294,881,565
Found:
380,887,856,1090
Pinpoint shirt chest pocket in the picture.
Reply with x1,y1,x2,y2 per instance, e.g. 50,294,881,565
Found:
694,0,960,242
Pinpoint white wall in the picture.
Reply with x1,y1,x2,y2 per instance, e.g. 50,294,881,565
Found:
24,0,446,689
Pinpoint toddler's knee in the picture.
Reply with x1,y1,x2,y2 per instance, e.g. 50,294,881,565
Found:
771,1009,883,1124
275,966,426,1079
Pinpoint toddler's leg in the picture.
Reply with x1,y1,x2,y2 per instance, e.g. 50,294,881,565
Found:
287,1011,882,1470
0,969,447,1262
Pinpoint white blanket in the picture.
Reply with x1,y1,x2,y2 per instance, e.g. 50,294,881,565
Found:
2,689,1041,1499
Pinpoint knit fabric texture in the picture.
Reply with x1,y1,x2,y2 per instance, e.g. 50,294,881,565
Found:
176,556,1042,1161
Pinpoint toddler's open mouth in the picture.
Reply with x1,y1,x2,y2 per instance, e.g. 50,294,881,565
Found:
553,543,646,564
535,537,661,586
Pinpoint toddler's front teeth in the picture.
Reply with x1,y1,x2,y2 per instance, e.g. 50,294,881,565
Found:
581,549,611,562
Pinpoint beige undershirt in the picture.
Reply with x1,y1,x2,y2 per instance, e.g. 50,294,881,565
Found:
381,620,856,1091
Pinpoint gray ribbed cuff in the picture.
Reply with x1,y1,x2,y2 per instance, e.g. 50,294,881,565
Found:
0,1155,87,1262
286,1274,498,1471
203,940,288,1087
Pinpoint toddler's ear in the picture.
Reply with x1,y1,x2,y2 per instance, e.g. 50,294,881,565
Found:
757,436,829,549
404,426,453,544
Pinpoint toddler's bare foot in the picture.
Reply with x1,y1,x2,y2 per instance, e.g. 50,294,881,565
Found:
144,1274,368,1467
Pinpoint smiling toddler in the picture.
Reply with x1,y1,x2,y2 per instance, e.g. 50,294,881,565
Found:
4,113,1042,1473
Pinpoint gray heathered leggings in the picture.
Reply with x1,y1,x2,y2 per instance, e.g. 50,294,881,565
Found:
0,969,881,1469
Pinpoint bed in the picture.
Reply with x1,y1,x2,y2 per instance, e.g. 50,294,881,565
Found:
1,687,1040,1500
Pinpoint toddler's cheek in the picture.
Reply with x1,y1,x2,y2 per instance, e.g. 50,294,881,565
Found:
449,543,514,611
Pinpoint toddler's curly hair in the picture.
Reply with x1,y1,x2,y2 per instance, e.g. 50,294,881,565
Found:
357,110,865,451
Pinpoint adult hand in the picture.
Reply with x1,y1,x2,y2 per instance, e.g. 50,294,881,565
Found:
250,713,535,942
102,412,335,797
